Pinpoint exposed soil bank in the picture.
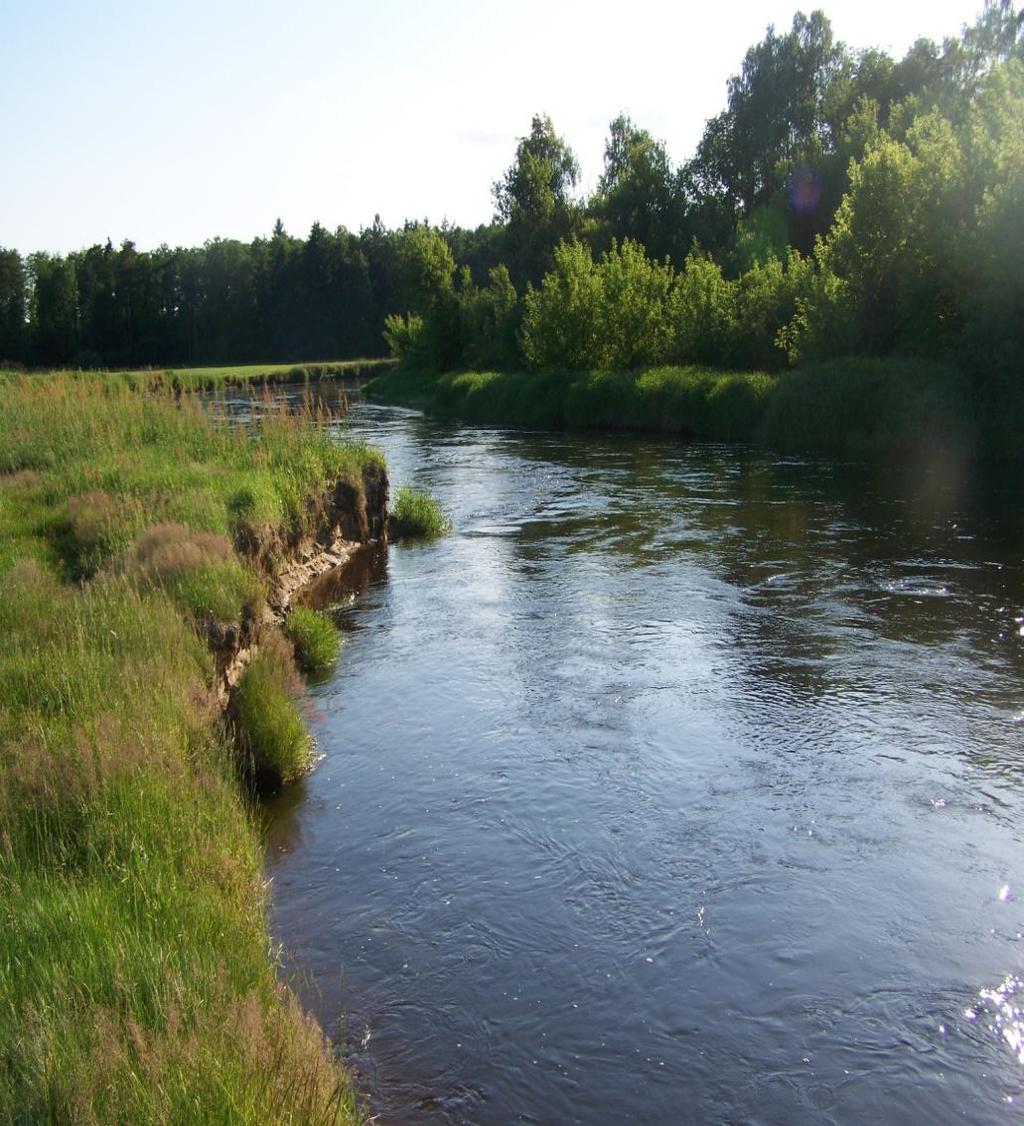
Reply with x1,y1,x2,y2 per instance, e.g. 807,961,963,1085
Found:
218,467,389,698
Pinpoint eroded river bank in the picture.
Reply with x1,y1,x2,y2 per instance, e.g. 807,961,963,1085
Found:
259,387,1024,1124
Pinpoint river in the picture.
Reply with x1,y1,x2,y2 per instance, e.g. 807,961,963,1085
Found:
258,387,1024,1124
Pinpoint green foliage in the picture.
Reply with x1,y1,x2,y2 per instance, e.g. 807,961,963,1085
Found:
368,364,776,442
390,485,452,539
598,240,677,369
592,115,684,262
368,356,985,461
232,631,312,785
0,373,368,1121
383,311,425,361
733,250,814,369
521,240,603,370
390,225,464,370
522,239,678,371
396,224,456,309
493,113,582,286
759,356,976,456
0,373,383,581
671,250,738,366
285,605,342,674
459,264,523,370
0,247,26,363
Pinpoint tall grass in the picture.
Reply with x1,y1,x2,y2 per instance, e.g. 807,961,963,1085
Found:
0,371,384,579
285,605,343,674
390,485,453,539
110,357,395,392
367,364,775,440
366,358,985,458
0,373,378,1122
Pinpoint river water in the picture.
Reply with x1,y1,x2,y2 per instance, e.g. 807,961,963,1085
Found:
260,389,1024,1124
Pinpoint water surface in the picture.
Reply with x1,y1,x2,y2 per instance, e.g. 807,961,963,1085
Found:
263,392,1024,1124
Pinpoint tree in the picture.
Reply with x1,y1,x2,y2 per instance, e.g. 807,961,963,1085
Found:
29,253,78,366
690,11,843,212
592,115,685,263
493,114,581,287
391,224,462,369
0,249,27,363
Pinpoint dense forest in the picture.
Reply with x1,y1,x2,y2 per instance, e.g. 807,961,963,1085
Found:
2,1,1022,396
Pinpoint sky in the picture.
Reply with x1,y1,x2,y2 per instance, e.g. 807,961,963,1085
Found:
1,0,986,255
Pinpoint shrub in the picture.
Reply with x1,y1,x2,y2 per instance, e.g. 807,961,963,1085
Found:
284,606,342,674
598,239,676,369
389,485,452,539
383,312,425,362
671,249,738,366
231,631,312,786
521,240,604,370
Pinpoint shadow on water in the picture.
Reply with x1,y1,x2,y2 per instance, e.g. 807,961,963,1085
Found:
252,388,1024,1125
298,543,391,622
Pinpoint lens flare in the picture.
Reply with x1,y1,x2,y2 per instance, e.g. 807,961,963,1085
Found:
789,164,822,214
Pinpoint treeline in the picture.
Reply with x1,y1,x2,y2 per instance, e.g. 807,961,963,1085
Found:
380,2,1024,450
2,2,1022,385
0,220,402,369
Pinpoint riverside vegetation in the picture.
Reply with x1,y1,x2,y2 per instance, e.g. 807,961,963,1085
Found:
365,4,1022,459
0,372,387,1121
389,486,454,540
4,4,1021,466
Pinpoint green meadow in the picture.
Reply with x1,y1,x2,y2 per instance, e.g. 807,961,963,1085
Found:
0,372,384,1122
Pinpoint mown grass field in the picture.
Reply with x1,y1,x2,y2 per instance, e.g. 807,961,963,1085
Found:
365,358,984,460
0,372,383,1122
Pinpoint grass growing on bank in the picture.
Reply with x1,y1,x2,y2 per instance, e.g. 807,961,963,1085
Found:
232,631,314,784
390,485,453,539
0,372,383,1122
0,371,385,579
112,357,396,392
285,605,343,674
2,358,396,393
366,357,983,459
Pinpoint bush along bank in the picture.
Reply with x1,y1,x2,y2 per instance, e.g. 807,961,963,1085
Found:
0,372,387,1122
365,356,984,462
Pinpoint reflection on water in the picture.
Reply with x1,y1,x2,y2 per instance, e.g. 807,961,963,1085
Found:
977,974,1024,1068
256,387,1024,1124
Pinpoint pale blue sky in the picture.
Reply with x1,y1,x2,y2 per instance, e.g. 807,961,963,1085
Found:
1,0,983,254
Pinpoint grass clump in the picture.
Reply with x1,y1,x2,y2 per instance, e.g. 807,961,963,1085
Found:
390,484,452,539
126,522,265,624
285,605,343,673
232,631,313,786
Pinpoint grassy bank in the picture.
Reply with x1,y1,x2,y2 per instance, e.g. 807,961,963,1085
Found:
3,357,397,394
0,373,384,1121
365,358,985,459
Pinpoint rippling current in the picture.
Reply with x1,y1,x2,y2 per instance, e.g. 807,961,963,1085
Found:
258,388,1024,1124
